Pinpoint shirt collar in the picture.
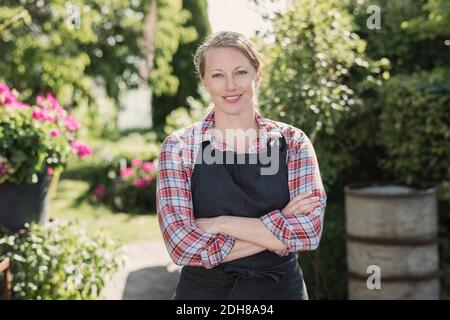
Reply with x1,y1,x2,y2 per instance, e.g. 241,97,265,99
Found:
198,108,282,149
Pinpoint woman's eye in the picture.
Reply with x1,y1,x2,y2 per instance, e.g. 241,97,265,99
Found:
212,74,223,78
237,70,247,75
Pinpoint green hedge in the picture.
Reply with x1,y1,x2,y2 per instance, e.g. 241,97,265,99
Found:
379,67,450,193
0,221,123,299
298,68,450,299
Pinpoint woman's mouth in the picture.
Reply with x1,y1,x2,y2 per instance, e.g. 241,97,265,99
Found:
223,94,243,104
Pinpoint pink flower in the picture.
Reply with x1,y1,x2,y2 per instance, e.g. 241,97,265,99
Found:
0,83,9,93
45,93,61,110
32,109,45,121
142,161,154,173
50,129,59,137
131,158,142,167
0,84,28,108
14,101,28,108
36,95,44,107
120,167,134,178
93,184,106,199
36,94,65,118
32,108,56,123
63,115,81,132
0,84,14,106
70,140,92,158
133,178,147,188
47,167,54,175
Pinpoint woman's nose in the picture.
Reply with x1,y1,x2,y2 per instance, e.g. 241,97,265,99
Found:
225,75,237,91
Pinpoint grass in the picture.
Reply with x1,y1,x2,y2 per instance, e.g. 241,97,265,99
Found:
49,178,162,245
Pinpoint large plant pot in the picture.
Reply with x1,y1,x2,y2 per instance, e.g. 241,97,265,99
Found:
0,173,52,232
48,169,62,200
345,183,440,300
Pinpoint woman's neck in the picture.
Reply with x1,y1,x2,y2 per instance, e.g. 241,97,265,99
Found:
213,108,259,132
213,107,260,153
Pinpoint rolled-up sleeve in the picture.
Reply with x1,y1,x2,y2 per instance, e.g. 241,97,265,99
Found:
260,130,327,255
156,135,236,268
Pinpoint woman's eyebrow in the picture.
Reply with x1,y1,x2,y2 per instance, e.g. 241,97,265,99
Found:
211,66,246,72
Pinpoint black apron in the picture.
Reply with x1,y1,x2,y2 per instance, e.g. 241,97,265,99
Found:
174,130,307,300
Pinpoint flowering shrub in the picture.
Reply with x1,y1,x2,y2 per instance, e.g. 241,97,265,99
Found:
0,83,91,184
89,157,158,214
0,220,123,299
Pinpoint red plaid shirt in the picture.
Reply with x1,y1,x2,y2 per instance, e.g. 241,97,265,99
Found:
156,108,327,269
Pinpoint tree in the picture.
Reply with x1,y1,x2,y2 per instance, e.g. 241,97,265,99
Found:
0,0,195,133
258,0,384,140
151,0,210,131
350,0,450,73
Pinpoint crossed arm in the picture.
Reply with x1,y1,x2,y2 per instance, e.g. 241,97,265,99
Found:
196,191,322,263
157,132,326,269
197,218,283,263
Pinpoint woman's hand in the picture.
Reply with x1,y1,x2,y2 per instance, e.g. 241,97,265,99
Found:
281,191,320,216
195,217,224,234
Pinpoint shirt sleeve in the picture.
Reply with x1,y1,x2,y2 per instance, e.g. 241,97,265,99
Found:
156,135,236,269
259,129,327,256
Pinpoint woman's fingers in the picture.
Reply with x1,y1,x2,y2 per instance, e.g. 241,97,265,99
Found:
293,191,314,202
293,201,319,215
290,197,320,211
283,197,320,216
281,191,322,216
299,202,320,214
284,191,314,210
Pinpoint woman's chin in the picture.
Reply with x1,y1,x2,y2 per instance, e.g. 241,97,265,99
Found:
215,102,252,115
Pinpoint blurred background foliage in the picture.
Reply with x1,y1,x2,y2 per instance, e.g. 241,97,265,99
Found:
0,221,123,299
0,0,200,137
255,0,449,299
1,0,449,299
152,0,211,132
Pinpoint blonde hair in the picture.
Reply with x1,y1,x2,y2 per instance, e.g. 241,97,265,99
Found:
193,31,264,80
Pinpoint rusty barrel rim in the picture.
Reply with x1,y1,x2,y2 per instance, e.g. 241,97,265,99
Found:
347,270,441,283
344,182,436,199
346,233,439,246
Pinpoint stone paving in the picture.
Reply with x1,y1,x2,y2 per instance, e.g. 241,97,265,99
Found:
101,240,181,300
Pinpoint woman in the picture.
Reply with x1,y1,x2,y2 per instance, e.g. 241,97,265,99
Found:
156,31,327,300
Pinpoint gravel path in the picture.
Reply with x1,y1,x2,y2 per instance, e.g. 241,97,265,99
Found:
101,240,181,300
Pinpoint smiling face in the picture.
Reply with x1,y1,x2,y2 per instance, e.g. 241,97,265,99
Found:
202,46,261,116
